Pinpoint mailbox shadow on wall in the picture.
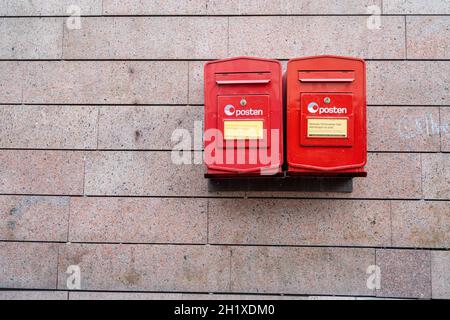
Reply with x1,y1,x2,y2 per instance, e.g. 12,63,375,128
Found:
204,56,366,192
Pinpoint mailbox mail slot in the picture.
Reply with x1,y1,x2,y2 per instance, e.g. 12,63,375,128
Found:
204,57,283,177
286,55,367,176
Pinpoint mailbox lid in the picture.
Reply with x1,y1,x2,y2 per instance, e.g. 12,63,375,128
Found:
286,55,366,173
204,57,283,175
205,56,282,98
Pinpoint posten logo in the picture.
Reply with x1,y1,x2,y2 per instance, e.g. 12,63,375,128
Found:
308,102,348,115
307,102,319,113
224,104,235,116
224,104,263,117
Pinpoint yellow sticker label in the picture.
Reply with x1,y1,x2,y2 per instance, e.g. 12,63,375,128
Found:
224,120,264,140
307,118,348,138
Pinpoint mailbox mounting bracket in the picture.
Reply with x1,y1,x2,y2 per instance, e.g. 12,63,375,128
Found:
207,176,353,193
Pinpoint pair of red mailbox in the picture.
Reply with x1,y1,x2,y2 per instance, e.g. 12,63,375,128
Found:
204,55,367,178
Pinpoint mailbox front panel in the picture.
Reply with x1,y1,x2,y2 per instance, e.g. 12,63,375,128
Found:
204,57,283,177
217,94,270,148
286,56,367,176
300,93,354,147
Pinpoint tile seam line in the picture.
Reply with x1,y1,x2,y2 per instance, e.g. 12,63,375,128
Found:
1,104,449,107
206,199,210,244
0,194,444,201
428,250,433,298
82,152,86,196
404,15,408,59
0,240,448,251
66,198,71,242
0,288,404,299
0,194,445,201
389,200,393,246
374,247,378,296
20,67,24,103
420,153,424,199
187,62,190,104
228,248,232,292
438,108,442,152
0,148,446,153
61,16,64,59
95,107,100,149
0,104,207,106
226,16,230,56
0,14,449,17
0,59,450,62
55,244,60,290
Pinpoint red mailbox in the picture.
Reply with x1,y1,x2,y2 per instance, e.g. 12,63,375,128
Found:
286,55,367,176
204,57,283,177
